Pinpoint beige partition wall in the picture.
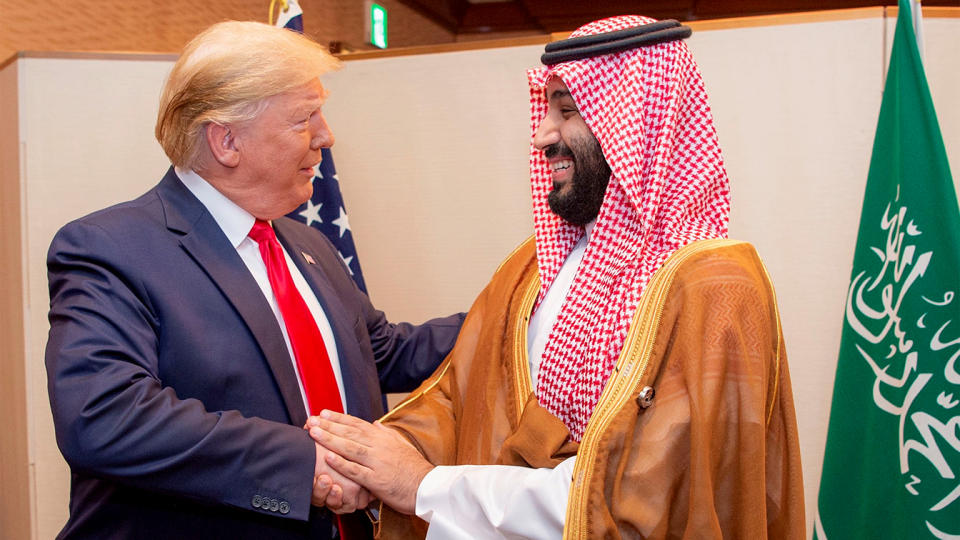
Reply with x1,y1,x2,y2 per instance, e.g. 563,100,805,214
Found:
1,8,958,539
0,52,178,540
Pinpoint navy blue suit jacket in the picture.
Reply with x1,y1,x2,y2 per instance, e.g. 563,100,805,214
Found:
45,168,463,539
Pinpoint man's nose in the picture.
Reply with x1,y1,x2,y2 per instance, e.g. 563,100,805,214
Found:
311,113,335,149
533,114,560,150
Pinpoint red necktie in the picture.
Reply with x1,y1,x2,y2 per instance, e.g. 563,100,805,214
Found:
249,221,360,540
248,220,344,415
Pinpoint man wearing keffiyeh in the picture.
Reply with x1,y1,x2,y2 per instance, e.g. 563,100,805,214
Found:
308,15,805,539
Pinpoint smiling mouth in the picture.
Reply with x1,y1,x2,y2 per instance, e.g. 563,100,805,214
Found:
551,159,573,172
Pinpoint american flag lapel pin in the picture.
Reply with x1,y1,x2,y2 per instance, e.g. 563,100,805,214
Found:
301,251,316,265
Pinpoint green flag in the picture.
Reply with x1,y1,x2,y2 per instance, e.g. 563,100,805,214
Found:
815,1,960,538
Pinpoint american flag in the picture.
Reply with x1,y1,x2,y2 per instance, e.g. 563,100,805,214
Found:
274,0,368,293
272,0,303,31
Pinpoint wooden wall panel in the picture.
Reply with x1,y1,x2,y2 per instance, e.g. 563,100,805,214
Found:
0,0,454,63
0,60,31,540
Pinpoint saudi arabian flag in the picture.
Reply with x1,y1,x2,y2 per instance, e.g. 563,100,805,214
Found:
814,1,960,538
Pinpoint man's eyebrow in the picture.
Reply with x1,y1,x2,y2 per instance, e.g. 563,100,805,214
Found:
548,89,572,101
291,105,318,118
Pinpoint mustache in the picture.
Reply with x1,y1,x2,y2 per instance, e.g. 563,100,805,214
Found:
543,141,574,160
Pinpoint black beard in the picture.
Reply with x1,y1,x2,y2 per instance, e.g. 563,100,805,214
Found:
545,137,611,226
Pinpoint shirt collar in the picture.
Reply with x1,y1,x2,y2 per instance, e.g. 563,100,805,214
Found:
584,219,596,241
175,167,257,248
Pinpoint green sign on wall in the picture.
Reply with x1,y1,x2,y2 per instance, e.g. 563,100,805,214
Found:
369,3,387,49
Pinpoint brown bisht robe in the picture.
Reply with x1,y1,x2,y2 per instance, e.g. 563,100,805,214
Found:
378,237,805,539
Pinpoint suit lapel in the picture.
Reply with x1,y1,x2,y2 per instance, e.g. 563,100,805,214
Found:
156,170,308,426
275,225,375,420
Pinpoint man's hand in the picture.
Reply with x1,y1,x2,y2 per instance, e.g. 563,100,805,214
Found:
307,410,433,515
313,441,373,513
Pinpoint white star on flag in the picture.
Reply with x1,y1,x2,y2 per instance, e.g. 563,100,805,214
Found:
332,207,351,238
338,251,354,275
298,200,323,227
312,163,324,179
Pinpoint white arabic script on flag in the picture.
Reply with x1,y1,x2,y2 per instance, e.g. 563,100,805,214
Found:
845,186,960,538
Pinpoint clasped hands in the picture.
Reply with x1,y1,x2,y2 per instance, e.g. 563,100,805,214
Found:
306,410,433,515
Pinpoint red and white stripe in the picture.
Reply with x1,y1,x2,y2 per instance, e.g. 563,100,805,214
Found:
528,15,731,441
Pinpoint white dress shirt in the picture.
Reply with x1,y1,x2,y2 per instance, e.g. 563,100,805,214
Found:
176,168,348,414
415,223,594,539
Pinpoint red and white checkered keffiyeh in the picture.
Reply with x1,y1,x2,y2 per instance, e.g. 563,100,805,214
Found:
530,15,731,441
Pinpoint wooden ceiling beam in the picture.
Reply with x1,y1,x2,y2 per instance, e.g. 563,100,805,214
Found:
404,0,959,36
459,2,544,32
394,0,461,32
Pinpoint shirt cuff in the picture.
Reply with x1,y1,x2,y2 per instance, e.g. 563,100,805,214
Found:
415,456,576,540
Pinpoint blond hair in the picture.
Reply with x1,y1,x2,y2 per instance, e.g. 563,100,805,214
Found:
156,21,340,170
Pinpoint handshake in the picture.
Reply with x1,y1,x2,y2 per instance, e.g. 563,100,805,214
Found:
306,410,431,515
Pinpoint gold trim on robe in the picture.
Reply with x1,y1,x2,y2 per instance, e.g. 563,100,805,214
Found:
379,238,805,539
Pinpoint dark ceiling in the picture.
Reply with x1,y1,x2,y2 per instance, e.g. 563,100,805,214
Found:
396,0,958,35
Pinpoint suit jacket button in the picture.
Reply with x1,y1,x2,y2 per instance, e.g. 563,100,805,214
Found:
279,501,290,514
269,498,279,512
252,495,262,508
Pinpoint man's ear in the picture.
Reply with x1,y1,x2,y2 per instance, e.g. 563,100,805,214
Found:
205,122,240,168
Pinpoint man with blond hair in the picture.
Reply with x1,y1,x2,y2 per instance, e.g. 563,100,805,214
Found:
45,21,461,539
